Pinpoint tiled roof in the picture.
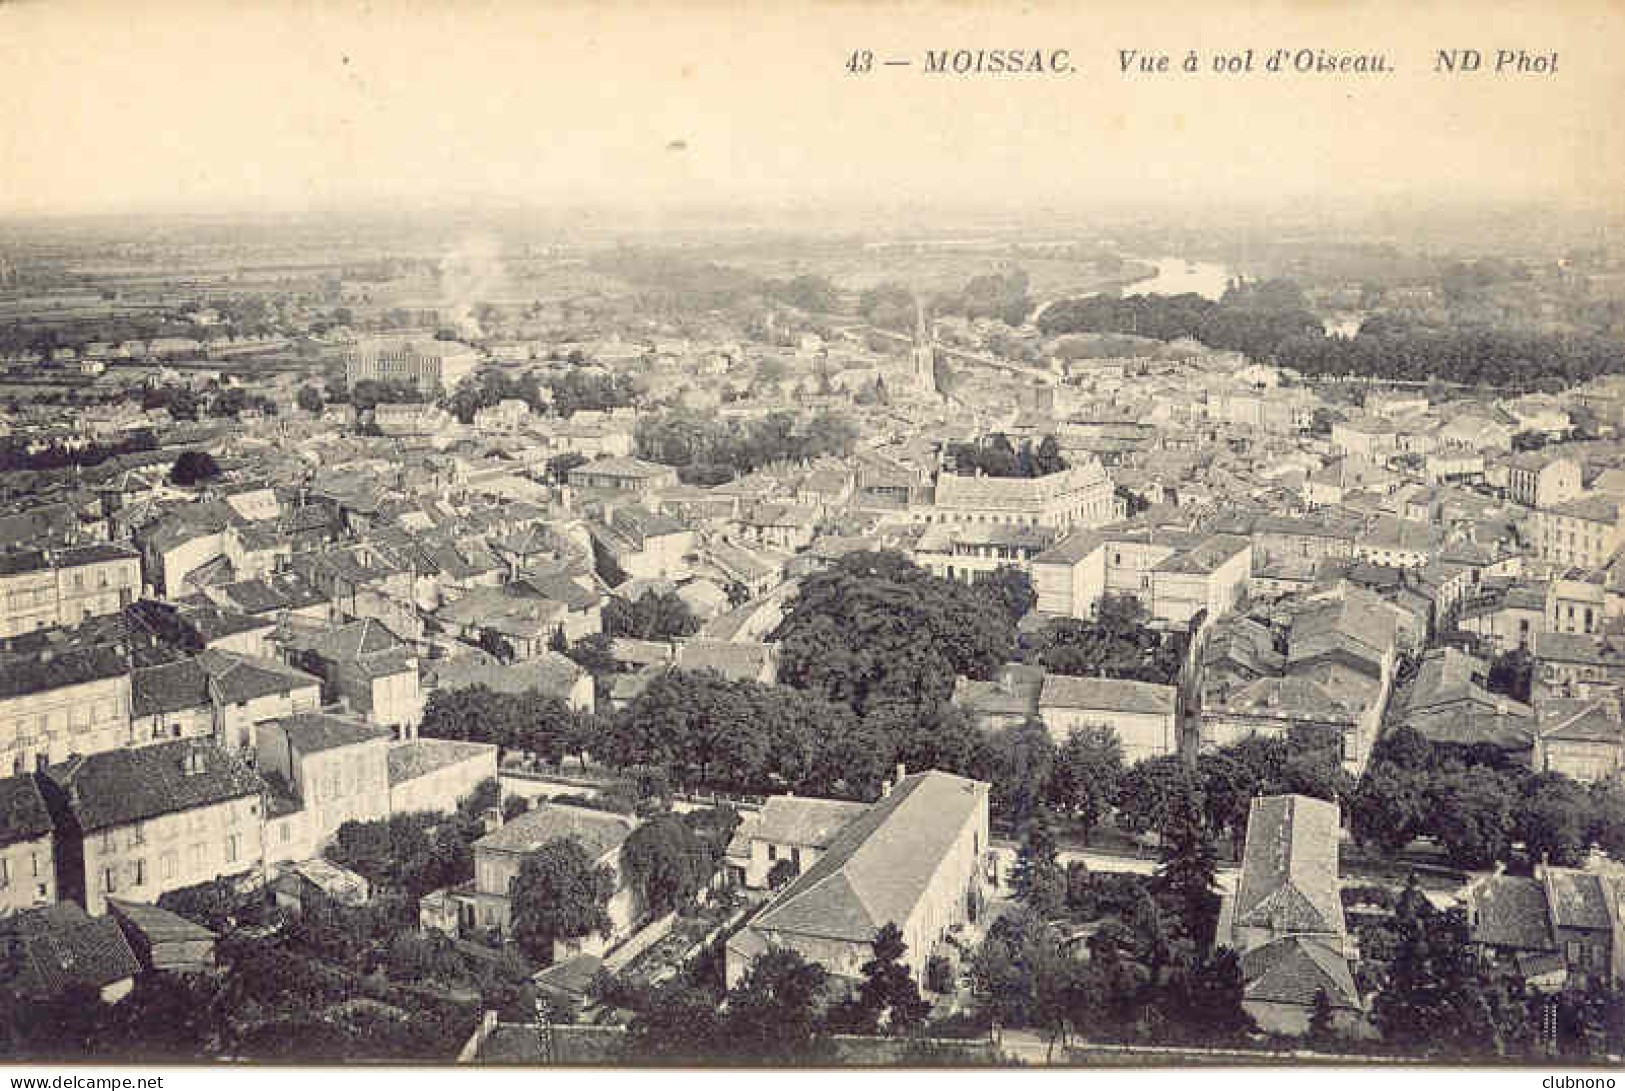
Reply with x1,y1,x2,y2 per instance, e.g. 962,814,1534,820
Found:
294,618,405,661
196,648,320,704
750,771,987,944
45,739,264,833
1233,794,1344,936
267,712,392,755
1544,868,1613,931
0,774,53,848
104,898,217,944
569,456,674,481
675,640,774,681
423,651,586,700
0,644,128,701
386,738,496,787
473,802,636,859
1286,591,1395,673
1543,495,1621,524
131,658,211,718
1219,675,1357,721
0,902,140,997
1538,698,1624,744
753,795,867,849
213,572,330,616
1038,674,1174,716
1468,875,1555,951
1153,533,1250,575
933,463,1107,513
1532,631,1625,668
1239,935,1360,1009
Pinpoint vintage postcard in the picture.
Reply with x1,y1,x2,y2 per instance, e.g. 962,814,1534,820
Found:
0,0,1621,1076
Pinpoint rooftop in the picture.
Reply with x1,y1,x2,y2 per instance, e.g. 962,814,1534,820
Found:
45,738,263,833
1038,674,1175,716
749,770,988,944
473,802,636,860
1233,794,1344,937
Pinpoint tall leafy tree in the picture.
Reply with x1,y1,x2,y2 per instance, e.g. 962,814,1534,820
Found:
722,948,835,1064
620,814,711,916
850,923,930,1034
1049,724,1124,845
1154,774,1219,947
620,980,726,1064
509,838,615,965
772,551,1016,715
1011,809,1066,916
973,566,1038,625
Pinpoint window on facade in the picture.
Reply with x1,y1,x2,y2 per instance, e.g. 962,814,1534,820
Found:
767,844,777,861
161,852,176,880
226,834,239,863
131,859,146,887
0,858,9,888
101,867,116,894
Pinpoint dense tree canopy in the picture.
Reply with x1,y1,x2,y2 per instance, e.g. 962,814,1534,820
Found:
634,408,858,476
509,837,616,965
1031,594,1185,685
168,449,220,486
418,684,585,765
620,814,712,916
772,550,1017,715
603,590,699,641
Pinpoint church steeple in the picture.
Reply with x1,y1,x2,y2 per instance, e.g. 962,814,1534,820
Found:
911,294,937,396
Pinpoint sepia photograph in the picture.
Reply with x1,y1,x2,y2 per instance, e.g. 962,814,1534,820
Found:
0,0,1622,1076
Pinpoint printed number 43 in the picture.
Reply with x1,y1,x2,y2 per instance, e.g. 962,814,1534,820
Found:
846,50,873,73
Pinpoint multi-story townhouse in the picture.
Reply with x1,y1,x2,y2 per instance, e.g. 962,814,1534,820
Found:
0,646,132,776
41,738,266,916
1533,494,1625,571
255,712,392,865
0,545,141,637
0,774,55,913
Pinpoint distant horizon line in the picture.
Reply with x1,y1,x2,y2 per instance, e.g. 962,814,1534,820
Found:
0,192,1618,224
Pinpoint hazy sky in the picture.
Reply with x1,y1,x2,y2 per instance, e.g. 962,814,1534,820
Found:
1,0,1621,217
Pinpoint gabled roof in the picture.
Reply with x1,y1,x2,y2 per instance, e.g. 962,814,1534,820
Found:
423,650,586,701
675,640,774,681
1239,935,1360,1009
753,795,867,849
266,712,392,755
131,657,211,718
473,802,636,860
0,902,140,997
285,617,405,662
1038,674,1174,716
104,898,217,945
1153,534,1250,575
45,739,264,833
1538,699,1624,744
1468,874,1555,951
1233,794,1344,936
386,738,496,787
750,771,987,944
196,648,320,704
0,644,128,701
